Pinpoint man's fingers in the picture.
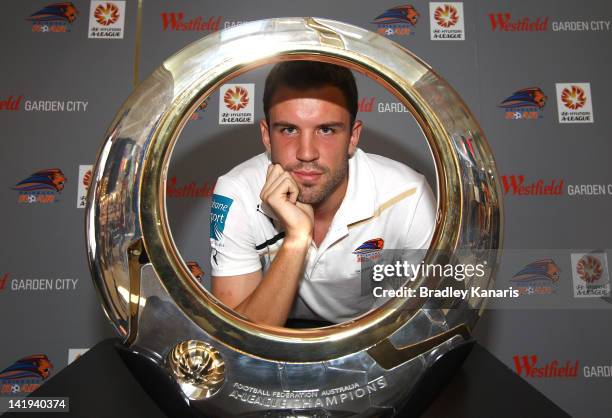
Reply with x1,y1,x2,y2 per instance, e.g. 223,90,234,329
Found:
271,175,299,204
262,172,287,201
261,164,285,200
259,166,313,240
268,171,290,193
265,168,298,197
267,164,284,182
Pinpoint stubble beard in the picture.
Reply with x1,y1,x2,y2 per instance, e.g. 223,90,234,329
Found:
293,159,348,205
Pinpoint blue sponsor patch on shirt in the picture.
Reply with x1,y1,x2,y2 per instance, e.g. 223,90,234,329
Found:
210,194,234,240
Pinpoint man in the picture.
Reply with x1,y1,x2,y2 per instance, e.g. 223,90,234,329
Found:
209,61,435,327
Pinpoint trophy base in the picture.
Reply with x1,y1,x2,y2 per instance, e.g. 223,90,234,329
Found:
116,340,476,417
4,338,570,418
398,338,475,416
114,343,201,418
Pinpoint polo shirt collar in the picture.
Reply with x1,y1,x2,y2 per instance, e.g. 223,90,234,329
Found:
334,148,377,227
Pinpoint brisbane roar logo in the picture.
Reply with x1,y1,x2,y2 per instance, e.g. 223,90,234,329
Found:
499,87,547,120
372,5,419,36
434,5,459,28
511,259,560,295
187,261,204,280
26,2,78,32
500,87,547,109
561,85,587,110
190,99,209,120
94,2,119,26
13,168,66,204
353,238,384,262
27,2,78,23
197,99,208,111
13,169,66,192
224,86,249,111
0,354,53,394
0,355,52,380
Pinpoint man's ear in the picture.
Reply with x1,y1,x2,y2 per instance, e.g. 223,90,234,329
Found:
348,119,362,156
260,119,271,153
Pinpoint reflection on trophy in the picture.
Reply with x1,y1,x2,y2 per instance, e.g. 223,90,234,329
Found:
87,18,502,416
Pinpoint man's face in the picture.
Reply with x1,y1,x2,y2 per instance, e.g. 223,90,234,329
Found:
260,85,362,205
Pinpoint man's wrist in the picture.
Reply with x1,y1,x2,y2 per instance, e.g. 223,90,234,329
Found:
283,232,312,249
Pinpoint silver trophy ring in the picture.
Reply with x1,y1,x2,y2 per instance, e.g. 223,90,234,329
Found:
87,17,502,416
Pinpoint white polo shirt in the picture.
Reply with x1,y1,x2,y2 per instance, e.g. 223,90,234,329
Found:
209,148,436,323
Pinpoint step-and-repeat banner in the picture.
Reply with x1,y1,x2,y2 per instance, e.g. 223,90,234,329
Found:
1,1,611,416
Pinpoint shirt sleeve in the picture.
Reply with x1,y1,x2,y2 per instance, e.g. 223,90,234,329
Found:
403,177,437,250
209,176,262,276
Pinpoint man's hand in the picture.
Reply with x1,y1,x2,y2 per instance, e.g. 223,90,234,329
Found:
212,165,314,326
260,164,314,242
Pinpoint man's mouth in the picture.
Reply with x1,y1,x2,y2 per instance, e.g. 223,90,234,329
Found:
292,170,323,182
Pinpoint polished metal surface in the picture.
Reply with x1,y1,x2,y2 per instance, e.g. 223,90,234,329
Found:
168,340,225,400
86,17,503,416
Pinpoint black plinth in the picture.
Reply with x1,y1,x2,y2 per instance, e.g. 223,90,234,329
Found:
2,338,569,418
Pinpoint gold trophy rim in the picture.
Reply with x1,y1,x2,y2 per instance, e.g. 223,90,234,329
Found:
86,18,502,363
138,48,461,362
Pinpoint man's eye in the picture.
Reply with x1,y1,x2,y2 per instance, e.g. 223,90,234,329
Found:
281,127,297,135
319,127,335,135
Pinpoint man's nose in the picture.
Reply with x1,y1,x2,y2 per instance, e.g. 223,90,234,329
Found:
296,132,319,162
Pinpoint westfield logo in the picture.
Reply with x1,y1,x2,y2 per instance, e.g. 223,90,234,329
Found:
489,13,548,31
513,355,579,378
167,177,215,198
161,12,221,32
501,175,564,196
0,95,23,111
0,273,8,291
358,97,375,113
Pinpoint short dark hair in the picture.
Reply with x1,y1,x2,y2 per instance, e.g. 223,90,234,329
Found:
263,61,359,126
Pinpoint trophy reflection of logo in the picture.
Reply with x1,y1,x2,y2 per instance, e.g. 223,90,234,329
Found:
86,18,503,417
